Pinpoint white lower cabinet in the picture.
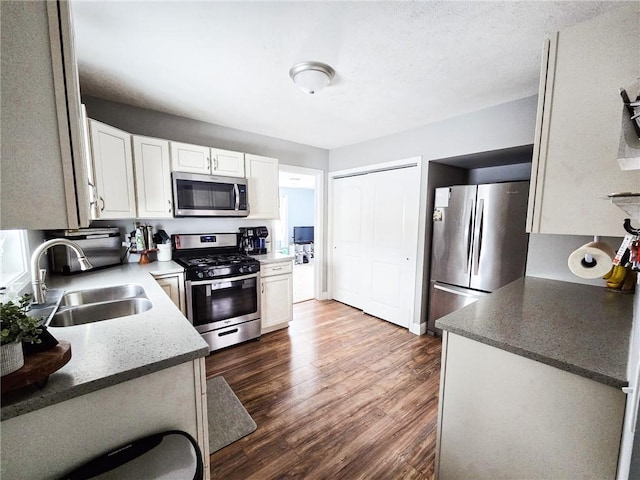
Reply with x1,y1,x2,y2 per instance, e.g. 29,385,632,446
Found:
153,272,186,315
260,260,293,334
1,360,210,480
436,332,625,479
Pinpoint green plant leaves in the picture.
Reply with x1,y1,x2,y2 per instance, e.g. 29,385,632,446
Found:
1,294,43,345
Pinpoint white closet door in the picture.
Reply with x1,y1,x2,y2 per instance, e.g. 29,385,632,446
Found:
363,166,419,328
332,175,367,310
331,165,419,328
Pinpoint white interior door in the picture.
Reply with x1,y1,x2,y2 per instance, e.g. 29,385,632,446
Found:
363,166,419,327
332,175,367,310
331,164,420,328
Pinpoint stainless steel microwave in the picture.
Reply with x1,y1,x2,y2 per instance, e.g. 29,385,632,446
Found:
172,171,249,217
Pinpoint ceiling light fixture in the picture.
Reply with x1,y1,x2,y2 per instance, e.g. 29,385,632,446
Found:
289,61,335,95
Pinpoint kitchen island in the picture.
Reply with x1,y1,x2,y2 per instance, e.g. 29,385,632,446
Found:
435,276,635,479
1,262,210,479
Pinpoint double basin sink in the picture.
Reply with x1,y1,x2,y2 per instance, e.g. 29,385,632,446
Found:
39,284,152,328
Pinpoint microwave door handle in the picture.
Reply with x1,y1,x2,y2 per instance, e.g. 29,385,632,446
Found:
234,184,240,211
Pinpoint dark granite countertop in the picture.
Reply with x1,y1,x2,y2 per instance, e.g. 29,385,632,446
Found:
435,276,635,388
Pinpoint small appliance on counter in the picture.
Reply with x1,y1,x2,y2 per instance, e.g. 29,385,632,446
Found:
44,228,121,274
238,226,269,255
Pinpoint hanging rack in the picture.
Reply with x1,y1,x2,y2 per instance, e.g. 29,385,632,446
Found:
624,218,640,236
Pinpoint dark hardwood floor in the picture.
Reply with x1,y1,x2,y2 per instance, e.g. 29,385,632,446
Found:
205,300,442,479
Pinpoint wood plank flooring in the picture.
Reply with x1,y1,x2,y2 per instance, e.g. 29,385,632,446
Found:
205,300,442,479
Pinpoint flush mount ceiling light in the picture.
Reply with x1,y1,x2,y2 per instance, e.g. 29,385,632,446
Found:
289,61,335,95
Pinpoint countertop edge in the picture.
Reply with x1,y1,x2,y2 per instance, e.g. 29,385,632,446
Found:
441,327,626,389
435,277,633,390
0,346,209,421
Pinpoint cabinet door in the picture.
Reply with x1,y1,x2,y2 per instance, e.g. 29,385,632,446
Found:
261,273,293,333
245,154,279,219
0,1,89,229
210,148,245,177
133,136,173,218
154,273,186,315
437,333,625,479
527,4,640,236
170,141,210,174
88,120,136,219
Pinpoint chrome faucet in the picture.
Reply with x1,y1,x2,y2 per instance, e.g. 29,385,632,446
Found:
30,239,93,304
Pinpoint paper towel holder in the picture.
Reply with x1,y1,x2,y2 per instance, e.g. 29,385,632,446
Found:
583,235,600,267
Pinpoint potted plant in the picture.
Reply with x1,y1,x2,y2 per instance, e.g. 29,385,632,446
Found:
0,294,44,376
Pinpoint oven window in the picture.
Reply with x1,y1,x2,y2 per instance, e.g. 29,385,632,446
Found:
191,278,257,325
176,179,235,211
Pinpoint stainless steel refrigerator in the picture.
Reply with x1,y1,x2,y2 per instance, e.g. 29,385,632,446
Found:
427,181,530,335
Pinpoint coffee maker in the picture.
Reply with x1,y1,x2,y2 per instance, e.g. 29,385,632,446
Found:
239,226,268,255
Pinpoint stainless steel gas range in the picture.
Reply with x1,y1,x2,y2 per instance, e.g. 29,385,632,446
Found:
172,233,261,352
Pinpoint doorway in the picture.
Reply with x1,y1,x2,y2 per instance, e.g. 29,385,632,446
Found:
277,165,324,303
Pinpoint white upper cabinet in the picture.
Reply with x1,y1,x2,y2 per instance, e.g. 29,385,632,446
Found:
245,154,279,219
170,142,245,177
88,120,137,219
132,136,173,218
170,141,210,174
210,148,245,177
1,1,90,229
527,4,640,236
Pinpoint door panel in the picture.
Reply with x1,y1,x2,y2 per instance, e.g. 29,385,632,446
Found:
470,181,529,292
332,176,366,309
364,166,419,327
431,185,477,288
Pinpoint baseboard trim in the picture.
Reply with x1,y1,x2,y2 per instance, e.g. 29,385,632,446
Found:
409,322,426,336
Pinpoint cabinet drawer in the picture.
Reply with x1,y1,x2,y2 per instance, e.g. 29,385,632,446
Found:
261,261,293,277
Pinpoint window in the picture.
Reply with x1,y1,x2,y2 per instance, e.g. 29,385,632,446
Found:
0,230,30,295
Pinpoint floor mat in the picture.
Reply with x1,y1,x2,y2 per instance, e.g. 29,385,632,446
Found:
207,376,257,454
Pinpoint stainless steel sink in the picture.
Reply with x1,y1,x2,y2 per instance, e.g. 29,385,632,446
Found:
49,298,153,327
60,284,146,307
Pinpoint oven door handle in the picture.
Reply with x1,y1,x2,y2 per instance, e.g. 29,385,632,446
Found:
186,272,259,286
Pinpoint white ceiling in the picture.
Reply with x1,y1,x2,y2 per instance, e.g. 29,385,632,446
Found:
71,1,623,150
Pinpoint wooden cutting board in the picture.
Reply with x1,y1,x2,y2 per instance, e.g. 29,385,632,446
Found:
1,341,71,395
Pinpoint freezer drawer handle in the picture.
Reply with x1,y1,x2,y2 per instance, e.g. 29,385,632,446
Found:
433,283,482,298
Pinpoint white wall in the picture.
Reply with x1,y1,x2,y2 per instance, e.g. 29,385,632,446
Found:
329,96,538,171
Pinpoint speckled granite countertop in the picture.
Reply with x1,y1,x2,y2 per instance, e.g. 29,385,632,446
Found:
436,276,635,388
1,262,209,421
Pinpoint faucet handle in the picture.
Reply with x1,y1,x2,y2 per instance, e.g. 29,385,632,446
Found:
39,268,47,289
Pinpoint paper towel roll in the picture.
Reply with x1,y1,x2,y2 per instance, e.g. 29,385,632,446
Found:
567,241,616,279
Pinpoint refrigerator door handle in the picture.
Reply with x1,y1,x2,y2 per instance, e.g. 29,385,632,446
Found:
464,199,474,273
472,199,484,275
